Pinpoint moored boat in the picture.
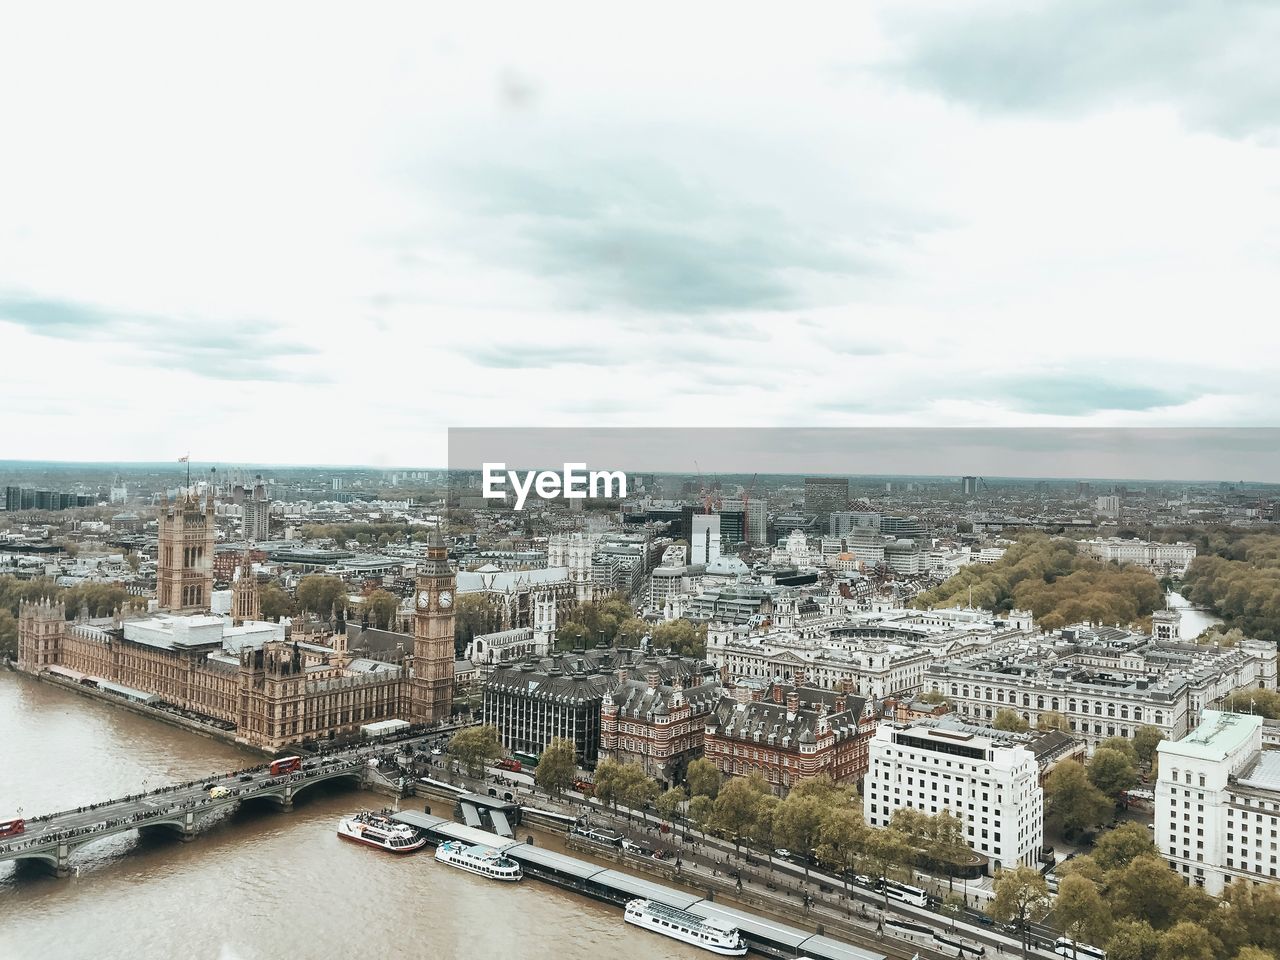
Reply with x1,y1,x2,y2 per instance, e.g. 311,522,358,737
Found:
433,839,522,881
623,898,746,956
336,812,426,853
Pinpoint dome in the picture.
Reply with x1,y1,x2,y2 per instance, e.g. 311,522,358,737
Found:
706,555,749,577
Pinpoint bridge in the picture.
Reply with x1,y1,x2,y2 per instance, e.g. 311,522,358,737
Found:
0,738,437,877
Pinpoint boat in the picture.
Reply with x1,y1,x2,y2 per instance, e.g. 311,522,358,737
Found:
336,812,426,853
623,899,747,956
433,840,523,880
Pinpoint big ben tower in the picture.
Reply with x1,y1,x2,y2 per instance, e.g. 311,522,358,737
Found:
410,528,455,724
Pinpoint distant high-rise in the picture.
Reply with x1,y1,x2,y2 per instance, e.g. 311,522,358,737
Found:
960,476,978,496
804,477,849,524
157,492,215,612
744,498,768,546
691,513,722,565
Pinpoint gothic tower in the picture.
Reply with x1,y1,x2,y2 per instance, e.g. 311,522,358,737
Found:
17,597,66,671
410,529,455,724
157,490,216,613
231,552,261,626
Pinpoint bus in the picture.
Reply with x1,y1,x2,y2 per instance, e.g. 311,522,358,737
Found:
0,818,24,838
496,758,522,773
1054,937,1107,959
270,756,302,775
512,751,540,769
877,879,930,907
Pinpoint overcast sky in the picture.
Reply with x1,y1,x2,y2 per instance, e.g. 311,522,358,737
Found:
2,1,1278,468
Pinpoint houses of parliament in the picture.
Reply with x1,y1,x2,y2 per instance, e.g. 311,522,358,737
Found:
16,490,455,750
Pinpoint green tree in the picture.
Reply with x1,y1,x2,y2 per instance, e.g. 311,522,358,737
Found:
592,758,625,812
365,589,399,630
686,758,722,799
1224,689,1280,719
296,575,347,619
816,806,867,903
688,795,715,834
614,616,649,647
993,707,1030,732
859,827,912,915
772,794,826,878
1088,747,1138,799
1133,725,1165,766
656,786,686,822
618,764,659,817
712,775,768,853
1109,855,1191,931
1156,921,1219,960
1045,760,1112,836
258,581,295,622
125,551,141,573
988,865,1050,960
1092,821,1156,872
651,618,707,658
446,725,503,777
1098,736,1139,763
1233,948,1279,960
534,737,577,798
1107,919,1162,960
0,608,17,659
1038,710,1070,732
1056,874,1112,954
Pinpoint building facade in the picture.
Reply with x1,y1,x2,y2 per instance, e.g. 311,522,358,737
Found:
600,669,723,788
156,491,215,613
864,720,1044,871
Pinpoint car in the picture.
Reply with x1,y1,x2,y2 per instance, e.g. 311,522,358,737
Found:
773,848,792,859
209,786,230,799
431,747,443,757
853,874,874,887
201,782,216,790
238,774,254,782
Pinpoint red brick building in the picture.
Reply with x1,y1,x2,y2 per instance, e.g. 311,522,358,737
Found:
703,682,874,796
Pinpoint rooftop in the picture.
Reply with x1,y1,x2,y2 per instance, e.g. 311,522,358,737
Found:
1160,710,1262,761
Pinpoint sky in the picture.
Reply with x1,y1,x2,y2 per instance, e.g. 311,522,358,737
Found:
1,1,1278,468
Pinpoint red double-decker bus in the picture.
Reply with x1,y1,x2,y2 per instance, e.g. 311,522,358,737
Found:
270,756,302,775
496,758,522,773
0,818,25,838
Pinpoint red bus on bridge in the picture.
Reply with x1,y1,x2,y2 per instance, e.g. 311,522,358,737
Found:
270,756,302,775
0,818,25,838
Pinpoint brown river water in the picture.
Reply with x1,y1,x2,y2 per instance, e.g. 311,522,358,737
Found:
0,672,702,960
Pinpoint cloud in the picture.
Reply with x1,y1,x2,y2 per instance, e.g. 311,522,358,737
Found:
882,0,1280,138
444,157,879,314
994,375,1200,415
0,293,319,383
463,342,619,369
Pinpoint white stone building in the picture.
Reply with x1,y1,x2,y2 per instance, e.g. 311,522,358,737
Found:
1079,537,1197,577
864,720,1044,871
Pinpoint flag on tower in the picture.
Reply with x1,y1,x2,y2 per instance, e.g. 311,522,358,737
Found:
178,455,189,462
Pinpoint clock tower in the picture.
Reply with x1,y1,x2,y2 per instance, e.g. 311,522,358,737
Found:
410,528,456,724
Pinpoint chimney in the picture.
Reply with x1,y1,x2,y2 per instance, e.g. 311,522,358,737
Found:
772,684,784,704
647,669,660,690
835,694,847,714
786,690,800,717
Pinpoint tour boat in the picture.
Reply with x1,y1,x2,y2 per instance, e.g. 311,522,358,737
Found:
336,813,426,853
433,840,523,881
623,899,747,956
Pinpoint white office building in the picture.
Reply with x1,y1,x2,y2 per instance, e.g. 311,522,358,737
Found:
1155,710,1280,894
864,720,1044,871
1079,537,1197,577
691,513,723,566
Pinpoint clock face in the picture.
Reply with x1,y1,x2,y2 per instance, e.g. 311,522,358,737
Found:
417,591,430,609
439,590,453,608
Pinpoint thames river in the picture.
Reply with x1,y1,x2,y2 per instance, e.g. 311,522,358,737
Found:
0,674,702,960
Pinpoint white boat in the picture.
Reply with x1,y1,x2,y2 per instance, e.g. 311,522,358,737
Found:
623,899,747,956
336,813,426,853
434,840,523,881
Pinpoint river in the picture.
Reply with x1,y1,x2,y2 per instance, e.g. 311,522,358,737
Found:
1164,589,1224,640
0,673,702,960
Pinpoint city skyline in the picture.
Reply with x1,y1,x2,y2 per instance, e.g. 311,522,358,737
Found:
3,2,1280,463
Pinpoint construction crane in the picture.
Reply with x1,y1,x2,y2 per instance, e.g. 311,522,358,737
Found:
693,460,717,514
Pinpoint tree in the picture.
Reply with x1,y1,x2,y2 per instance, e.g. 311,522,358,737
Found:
258,581,295,622
918,690,949,705
296,575,347,619
1109,855,1191,931
614,616,649,647
1045,760,1112,836
1233,948,1279,960
1088,747,1138,799
1057,874,1111,953
1156,921,1219,960
592,759,625,812
1038,710,1070,732
1223,689,1280,719
365,589,399,630
817,806,867,903
656,786,686,822
688,795,715,834
988,866,1050,959
125,551,141,573
0,608,16,659
1219,881,1280,958
1107,919,1162,960
993,707,1030,732
686,758,722,799
1133,725,1165,766
446,725,503,777
859,827,912,915
772,794,826,878
651,618,707,658
931,810,973,889
1092,821,1156,872
712,775,767,853
1098,736,1139,763
534,737,576,798
618,765,659,816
